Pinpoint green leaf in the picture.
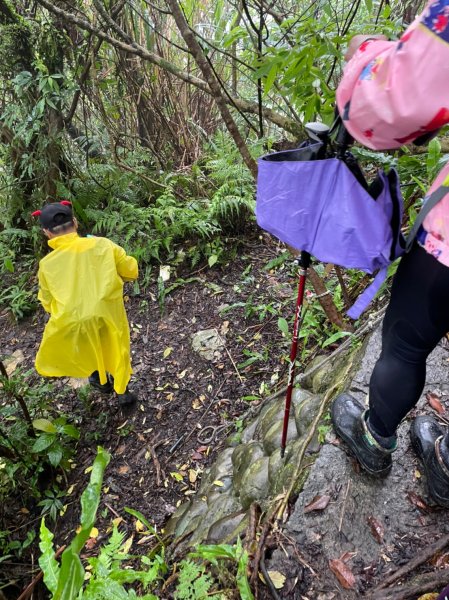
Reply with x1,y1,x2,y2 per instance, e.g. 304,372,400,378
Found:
32,433,55,453
322,331,352,348
38,518,60,594
48,446,63,467
208,254,218,268
33,419,57,434
4,258,14,273
277,317,289,336
61,424,80,439
54,547,84,600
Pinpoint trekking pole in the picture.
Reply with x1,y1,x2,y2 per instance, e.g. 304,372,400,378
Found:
280,250,311,458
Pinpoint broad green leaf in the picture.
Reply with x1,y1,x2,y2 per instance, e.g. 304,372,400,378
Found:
33,419,57,434
208,254,218,268
48,446,63,467
54,548,84,600
322,331,352,348
277,317,289,336
38,519,60,594
61,424,80,439
32,433,55,453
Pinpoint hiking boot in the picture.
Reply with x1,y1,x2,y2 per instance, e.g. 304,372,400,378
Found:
89,371,113,394
117,387,138,406
410,416,449,508
331,392,396,477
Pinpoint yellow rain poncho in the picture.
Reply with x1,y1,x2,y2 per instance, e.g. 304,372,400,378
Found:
35,233,138,394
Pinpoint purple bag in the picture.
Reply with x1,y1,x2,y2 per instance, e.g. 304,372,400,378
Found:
256,146,405,319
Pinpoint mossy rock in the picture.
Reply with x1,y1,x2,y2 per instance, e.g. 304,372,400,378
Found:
262,418,298,456
232,441,265,492
239,456,270,510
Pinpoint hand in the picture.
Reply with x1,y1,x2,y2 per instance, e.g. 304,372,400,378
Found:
345,34,388,61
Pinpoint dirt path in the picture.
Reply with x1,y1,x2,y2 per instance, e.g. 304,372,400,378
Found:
2,233,301,576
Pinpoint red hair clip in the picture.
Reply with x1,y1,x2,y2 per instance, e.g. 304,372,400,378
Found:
60,200,72,206
31,210,42,217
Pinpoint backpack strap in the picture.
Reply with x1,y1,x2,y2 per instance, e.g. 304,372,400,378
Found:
405,185,449,252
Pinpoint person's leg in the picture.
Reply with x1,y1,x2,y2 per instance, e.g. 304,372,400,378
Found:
368,244,449,436
332,244,449,478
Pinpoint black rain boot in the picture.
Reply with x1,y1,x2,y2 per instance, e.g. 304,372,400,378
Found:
331,392,396,477
410,416,449,508
89,371,113,394
116,386,138,406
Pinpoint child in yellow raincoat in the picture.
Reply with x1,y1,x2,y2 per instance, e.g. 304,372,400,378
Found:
33,201,138,405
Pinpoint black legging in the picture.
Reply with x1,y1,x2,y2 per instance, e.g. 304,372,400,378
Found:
369,243,449,438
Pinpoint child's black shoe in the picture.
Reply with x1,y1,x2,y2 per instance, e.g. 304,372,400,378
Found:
117,388,138,406
88,371,113,394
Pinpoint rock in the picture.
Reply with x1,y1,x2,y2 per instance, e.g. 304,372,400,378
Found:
262,418,298,456
207,511,248,544
199,448,234,493
191,329,224,361
232,442,265,492
163,500,191,536
241,418,258,443
292,389,322,436
206,475,233,505
255,399,288,440
301,353,352,394
225,431,242,447
189,494,242,544
239,456,270,510
268,443,303,496
166,497,208,537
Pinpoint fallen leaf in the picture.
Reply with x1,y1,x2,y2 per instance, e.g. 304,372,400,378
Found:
213,480,224,487
188,469,197,483
4,349,25,375
118,465,130,475
329,559,356,589
192,398,202,410
85,537,97,550
416,595,439,600
304,494,331,513
367,516,384,544
259,570,286,589
112,517,123,528
159,265,171,281
89,527,99,538
163,347,173,359
135,520,145,532
407,490,431,512
415,469,421,479
426,391,445,415
170,472,184,482
120,535,134,554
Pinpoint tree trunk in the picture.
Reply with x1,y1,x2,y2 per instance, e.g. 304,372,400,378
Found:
165,0,257,178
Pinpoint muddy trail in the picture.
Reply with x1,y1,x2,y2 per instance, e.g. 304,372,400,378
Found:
1,232,303,594
3,229,449,599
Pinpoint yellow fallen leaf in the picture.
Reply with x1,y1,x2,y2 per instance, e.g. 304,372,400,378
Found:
67,485,75,495
120,535,134,554
163,347,173,359
84,466,93,474
417,595,439,600
213,480,224,487
259,570,286,590
415,469,421,479
192,398,202,410
135,520,145,532
89,527,99,538
188,469,197,483
112,517,123,528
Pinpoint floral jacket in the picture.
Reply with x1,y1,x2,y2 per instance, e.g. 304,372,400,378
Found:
336,0,449,267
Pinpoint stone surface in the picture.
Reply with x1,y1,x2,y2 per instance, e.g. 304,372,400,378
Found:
262,418,298,456
191,328,224,360
239,456,270,509
292,388,322,436
199,447,234,493
189,494,242,545
207,511,248,544
232,441,265,492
